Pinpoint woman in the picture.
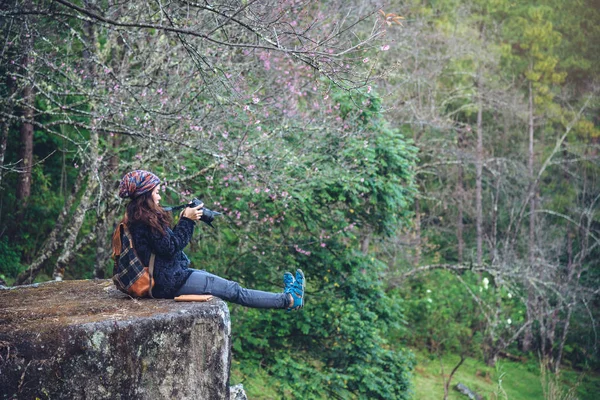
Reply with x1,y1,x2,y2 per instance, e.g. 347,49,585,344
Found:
112,170,305,310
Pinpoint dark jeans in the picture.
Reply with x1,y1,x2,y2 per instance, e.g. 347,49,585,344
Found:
176,269,289,309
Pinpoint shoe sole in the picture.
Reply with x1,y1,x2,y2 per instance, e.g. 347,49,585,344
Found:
296,268,305,310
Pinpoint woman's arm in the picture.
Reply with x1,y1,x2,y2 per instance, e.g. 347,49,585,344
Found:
147,217,196,257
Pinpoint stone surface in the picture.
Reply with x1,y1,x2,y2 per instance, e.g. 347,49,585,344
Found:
229,384,248,400
0,279,231,399
455,382,483,400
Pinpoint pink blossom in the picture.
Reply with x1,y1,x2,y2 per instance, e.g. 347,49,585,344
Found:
381,45,390,51
363,58,369,63
321,243,326,247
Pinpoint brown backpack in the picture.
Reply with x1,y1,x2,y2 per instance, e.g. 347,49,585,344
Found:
112,223,156,298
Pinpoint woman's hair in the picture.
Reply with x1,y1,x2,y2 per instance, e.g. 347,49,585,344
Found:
125,190,172,233
111,190,172,257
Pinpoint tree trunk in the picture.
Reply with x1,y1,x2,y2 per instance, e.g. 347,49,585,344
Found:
15,21,35,206
456,128,465,263
485,348,499,367
522,80,536,352
360,232,370,254
0,116,8,190
413,198,421,266
0,71,16,191
53,163,98,280
475,96,483,266
528,80,535,267
491,176,500,264
16,68,34,205
442,353,466,400
14,169,87,285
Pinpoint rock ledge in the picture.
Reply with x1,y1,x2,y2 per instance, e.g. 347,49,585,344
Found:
0,279,231,399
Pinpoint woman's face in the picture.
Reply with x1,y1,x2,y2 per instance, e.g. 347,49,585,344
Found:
151,185,161,205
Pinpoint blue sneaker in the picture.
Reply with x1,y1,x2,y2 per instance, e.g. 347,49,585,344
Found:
283,271,295,292
285,269,305,311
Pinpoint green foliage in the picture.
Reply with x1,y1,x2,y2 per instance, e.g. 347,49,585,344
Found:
399,270,483,355
230,254,414,399
0,237,22,284
398,269,528,367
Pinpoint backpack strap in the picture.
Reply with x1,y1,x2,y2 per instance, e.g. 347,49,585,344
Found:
148,253,156,298
112,223,125,257
121,223,157,299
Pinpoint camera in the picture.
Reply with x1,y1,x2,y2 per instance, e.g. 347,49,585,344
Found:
188,198,222,228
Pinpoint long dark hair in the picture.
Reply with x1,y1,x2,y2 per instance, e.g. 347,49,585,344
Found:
111,190,172,257
125,190,172,233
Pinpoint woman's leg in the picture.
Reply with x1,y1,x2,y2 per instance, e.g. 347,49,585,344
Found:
176,270,290,309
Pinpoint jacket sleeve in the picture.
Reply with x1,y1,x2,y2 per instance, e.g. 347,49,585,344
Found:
147,217,196,257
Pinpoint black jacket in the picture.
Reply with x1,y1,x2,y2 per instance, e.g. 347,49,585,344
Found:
128,217,195,298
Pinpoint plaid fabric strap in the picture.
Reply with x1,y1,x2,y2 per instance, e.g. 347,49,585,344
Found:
113,224,155,297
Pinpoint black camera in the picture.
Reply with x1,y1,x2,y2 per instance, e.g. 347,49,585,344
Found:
187,198,222,228
162,197,222,228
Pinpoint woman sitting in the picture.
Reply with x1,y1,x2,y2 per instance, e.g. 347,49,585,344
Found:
112,170,305,310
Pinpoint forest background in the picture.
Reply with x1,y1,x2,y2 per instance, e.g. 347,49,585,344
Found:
0,0,598,399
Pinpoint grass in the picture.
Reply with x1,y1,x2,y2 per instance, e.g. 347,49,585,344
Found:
230,362,285,400
411,349,598,400
412,350,542,399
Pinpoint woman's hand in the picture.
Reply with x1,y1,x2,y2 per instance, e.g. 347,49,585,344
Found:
181,202,204,221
